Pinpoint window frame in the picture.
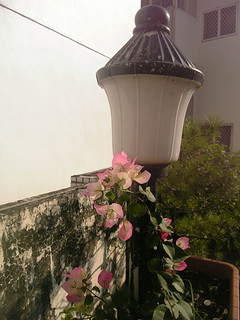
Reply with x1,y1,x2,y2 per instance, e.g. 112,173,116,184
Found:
202,3,238,42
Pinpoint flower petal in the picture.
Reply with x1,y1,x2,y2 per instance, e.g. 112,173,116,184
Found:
118,220,133,241
174,261,187,271
98,270,113,289
134,170,151,184
94,204,108,216
112,152,131,168
176,237,190,250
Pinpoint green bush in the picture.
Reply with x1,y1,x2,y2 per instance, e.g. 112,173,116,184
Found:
157,117,240,264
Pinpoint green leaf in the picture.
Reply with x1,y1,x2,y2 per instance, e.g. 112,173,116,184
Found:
106,191,115,201
174,246,189,262
147,258,163,274
118,193,130,204
84,294,93,305
159,221,172,233
156,272,173,291
127,202,145,217
176,300,194,320
152,305,170,320
162,242,175,260
92,286,100,293
150,216,159,228
172,304,180,319
139,186,156,202
172,274,185,294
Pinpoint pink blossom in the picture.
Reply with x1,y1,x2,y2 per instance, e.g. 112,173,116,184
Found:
94,203,124,228
163,218,172,226
160,231,170,241
98,270,113,289
112,152,134,170
174,261,187,271
112,171,132,189
118,220,133,241
134,169,151,184
111,152,151,187
176,237,190,250
61,267,89,303
97,169,113,186
128,164,151,184
86,181,104,200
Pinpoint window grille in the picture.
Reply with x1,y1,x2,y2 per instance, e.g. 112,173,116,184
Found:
141,0,173,7
203,4,237,41
162,0,173,7
219,125,232,151
203,10,218,40
220,5,237,36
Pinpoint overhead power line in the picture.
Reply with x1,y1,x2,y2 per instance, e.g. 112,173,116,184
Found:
0,3,110,59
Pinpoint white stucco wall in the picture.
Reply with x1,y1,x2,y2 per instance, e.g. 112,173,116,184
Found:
170,7,198,63
0,0,140,204
193,0,240,152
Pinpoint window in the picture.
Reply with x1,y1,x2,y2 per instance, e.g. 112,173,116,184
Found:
203,10,218,39
203,4,237,40
220,5,237,36
141,0,173,8
177,0,197,16
219,125,232,151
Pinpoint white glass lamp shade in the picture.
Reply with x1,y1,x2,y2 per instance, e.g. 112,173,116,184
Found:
101,74,199,165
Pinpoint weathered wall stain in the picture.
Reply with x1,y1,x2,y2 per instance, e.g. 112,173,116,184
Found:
0,186,125,320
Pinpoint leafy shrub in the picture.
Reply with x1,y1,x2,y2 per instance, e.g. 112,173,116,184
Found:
157,117,240,264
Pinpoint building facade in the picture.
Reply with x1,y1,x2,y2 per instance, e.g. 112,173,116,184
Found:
141,0,240,152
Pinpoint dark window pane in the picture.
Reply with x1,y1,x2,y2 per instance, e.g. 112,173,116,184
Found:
203,10,218,40
220,5,236,36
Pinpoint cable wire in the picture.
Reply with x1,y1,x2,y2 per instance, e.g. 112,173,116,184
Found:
0,3,110,59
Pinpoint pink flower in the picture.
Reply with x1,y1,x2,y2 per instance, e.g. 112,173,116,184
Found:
86,181,104,200
160,231,170,241
61,267,89,303
112,171,132,189
163,218,172,226
157,218,172,241
97,169,113,186
118,220,133,241
128,164,151,184
112,152,134,170
98,270,113,289
94,203,124,228
176,237,190,250
174,261,187,271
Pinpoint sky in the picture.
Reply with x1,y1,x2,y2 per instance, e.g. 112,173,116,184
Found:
0,0,141,204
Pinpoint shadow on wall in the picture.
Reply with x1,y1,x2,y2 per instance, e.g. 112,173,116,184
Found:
0,186,126,320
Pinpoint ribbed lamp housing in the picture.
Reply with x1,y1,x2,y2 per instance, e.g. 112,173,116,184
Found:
97,5,204,165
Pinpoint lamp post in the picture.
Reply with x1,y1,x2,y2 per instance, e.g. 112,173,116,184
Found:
96,3,204,307
97,5,203,169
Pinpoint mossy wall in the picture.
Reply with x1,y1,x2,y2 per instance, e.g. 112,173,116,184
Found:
0,187,125,320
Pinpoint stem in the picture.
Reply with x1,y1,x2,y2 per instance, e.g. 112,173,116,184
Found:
85,287,107,304
164,290,175,316
185,279,196,320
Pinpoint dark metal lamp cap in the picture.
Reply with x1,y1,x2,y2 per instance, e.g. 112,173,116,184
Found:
97,5,204,86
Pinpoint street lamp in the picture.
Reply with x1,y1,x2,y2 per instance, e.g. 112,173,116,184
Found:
96,4,204,305
96,5,203,170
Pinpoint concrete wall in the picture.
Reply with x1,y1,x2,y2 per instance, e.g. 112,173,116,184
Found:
170,7,198,62
0,185,125,320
